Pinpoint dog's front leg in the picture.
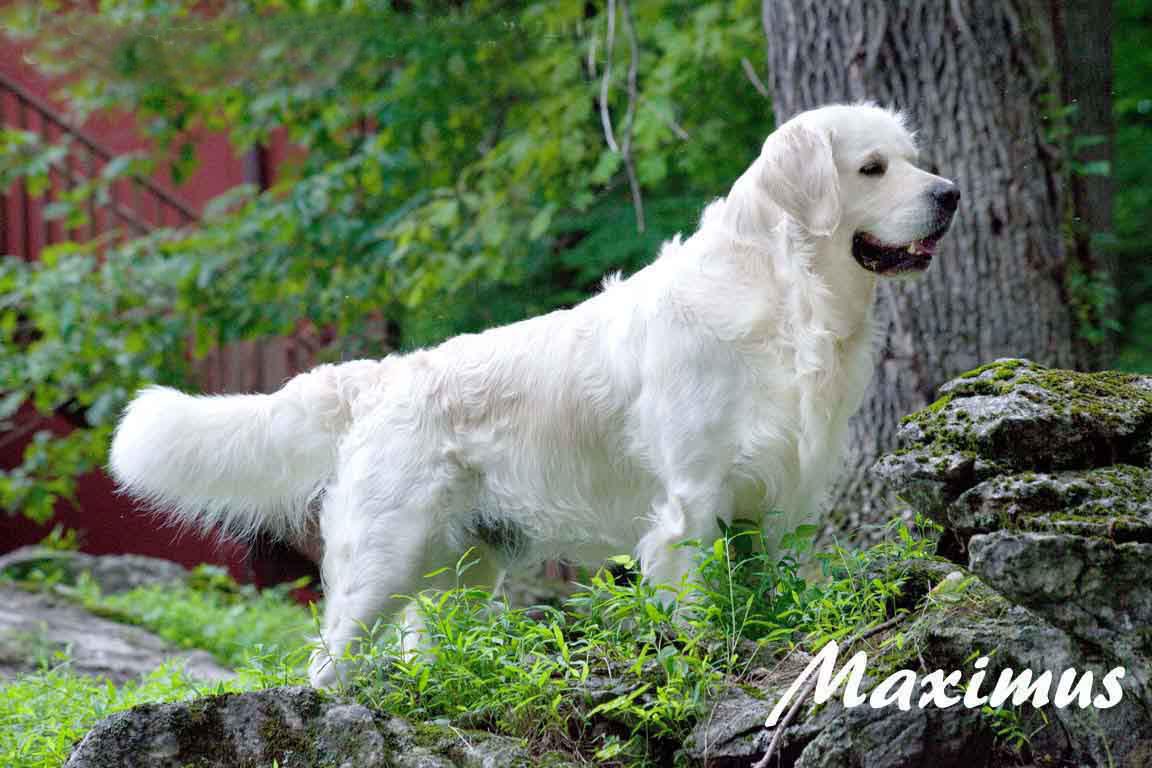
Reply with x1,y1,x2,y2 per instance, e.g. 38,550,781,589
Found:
635,483,731,600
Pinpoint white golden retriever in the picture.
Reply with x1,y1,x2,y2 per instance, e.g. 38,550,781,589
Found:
110,103,958,687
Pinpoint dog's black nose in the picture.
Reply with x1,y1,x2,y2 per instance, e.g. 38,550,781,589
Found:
933,183,960,214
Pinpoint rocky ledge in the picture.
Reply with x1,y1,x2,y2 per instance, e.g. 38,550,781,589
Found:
873,359,1152,693
873,359,1150,765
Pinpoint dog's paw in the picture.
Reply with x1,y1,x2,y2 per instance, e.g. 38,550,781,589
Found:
307,648,344,689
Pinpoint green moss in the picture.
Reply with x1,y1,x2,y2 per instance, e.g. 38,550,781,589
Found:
902,393,954,425
958,359,1029,379
1008,368,1152,437
410,720,456,749
951,360,1152,416
966,379,1011,396
1086,465,1152,498
257,707,312,763
925,393,954,413
958,466,1152,539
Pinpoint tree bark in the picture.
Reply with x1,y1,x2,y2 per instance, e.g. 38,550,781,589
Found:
761,0,1088,539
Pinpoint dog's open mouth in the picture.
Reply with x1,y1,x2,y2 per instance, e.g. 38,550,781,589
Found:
852,231,944,275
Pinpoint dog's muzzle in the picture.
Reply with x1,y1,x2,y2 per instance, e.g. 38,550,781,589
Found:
852,181,959,276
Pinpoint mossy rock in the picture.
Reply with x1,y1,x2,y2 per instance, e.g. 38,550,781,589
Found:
903,359,1152,472
874,360,1152,525
64,686,550,768
861,361,1152,766
948,465,1152,541
872,448,994,523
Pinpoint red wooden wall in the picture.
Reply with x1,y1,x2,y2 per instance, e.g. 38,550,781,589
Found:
0,31,317,589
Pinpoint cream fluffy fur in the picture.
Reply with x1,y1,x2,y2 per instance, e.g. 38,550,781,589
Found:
109,104,957,687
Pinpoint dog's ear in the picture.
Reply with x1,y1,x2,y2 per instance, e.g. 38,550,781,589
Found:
757,122,840,237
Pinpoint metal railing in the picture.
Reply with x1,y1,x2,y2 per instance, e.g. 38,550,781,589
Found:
0,71,198,260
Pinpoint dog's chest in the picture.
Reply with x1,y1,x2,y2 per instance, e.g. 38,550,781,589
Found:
726,325,874,515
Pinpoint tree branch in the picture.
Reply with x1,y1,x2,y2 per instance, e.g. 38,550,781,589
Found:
598,0,619,153
619,0,644,232
741,56,771,99
750,613,910,768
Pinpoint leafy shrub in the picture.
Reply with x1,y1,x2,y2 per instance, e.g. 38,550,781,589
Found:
0,0,766,524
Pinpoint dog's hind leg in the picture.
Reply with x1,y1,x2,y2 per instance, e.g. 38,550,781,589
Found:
396,547,506,659
307,443,461,688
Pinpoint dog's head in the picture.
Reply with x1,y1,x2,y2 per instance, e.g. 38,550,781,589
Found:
755,103,959,276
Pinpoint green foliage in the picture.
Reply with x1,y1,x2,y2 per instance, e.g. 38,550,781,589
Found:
1066,258,1122,346
693,514,938,656
1041,95,1123,348
332,519,937,763
0,518,940,767
0,0,766,522
1,662,226,768
342,553,721,761
38,524,82,551
0,567,310,768
1113,0,1152,370
981,704,1050,759
70,565,315,670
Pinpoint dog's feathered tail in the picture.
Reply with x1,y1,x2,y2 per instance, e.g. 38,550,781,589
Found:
109,360,384,541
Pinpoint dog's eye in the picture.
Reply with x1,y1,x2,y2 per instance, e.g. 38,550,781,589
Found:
859,162,886,177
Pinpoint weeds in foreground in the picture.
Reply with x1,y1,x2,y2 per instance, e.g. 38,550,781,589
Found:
338,514,940,763
0,516,941,768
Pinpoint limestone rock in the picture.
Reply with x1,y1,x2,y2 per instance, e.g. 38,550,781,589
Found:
969,533,1152,646
684,682,774,762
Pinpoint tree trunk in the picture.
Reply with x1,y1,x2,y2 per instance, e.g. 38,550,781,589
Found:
761,0,1089,539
